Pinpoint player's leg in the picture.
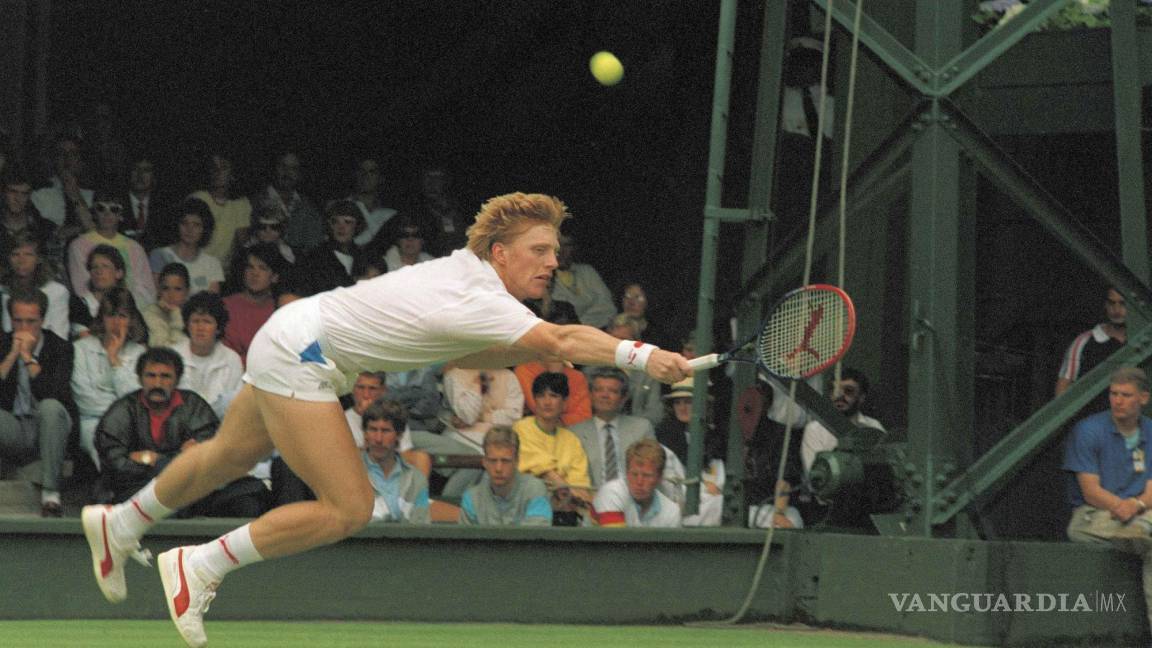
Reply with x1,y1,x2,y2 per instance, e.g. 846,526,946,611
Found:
157,390,371,648
242,388,374,556
82,384,271,604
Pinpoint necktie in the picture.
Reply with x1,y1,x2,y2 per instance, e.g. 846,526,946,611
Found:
137,200,148,231
603,423,618,482
13,359,33,417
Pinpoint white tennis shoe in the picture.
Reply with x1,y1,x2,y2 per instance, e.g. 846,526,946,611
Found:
81,504,153,603
158,546,219,648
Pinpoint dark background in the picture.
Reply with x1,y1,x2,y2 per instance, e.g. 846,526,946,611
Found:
43,0,748,342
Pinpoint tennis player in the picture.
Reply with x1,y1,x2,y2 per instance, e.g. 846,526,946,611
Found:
81,192,691,647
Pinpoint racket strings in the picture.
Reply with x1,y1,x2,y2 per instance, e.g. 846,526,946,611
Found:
758,291,850,378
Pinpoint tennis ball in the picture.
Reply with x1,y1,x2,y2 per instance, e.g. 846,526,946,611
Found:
589,51,624,86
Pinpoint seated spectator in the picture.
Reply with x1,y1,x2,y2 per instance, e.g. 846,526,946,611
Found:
274,370,437,509
570,367,656,490
459,427,551,526
1055,285,1127,413
361,399,430,524
68,189,155,307
655,377,726,527
171,292,243,420
440,367,524,448
30,132,94,243
291,199,366,297
0,288,75,516
1,166,57,258
343,371,431,472
116,156,167,250
603,315,664,426
189,151,252,266
411,166,468,256
348,156,397,248
800,368,885,474
227,201,295,284
513,372,592,521
258,151,324,255
221,242,285,363
148,198,224,296
72,287,147,467
142,263,189,348
94,347,268,516
514,359,591,426
591,438,681,528
619,282,666,349
1064,366,1152,631
380,216,434,272
1,230,70,338
68,244,127,338
550,233,616,329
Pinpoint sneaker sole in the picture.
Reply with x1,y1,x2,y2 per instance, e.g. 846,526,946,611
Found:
81,505,125,603
158,548,207,648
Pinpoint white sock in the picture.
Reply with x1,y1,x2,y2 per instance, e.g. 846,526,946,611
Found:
110,480,175,542
188,524,264,583
41,490,61,505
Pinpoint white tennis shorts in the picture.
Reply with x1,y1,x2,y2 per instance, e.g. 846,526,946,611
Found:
243,296,346,402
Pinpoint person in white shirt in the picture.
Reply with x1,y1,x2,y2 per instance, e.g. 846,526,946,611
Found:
591,438,681,528
82,192,692,648
800,367,886,475
170,292,243,420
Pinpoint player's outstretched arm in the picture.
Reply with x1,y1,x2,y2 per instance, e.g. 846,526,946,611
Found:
514,321,691,384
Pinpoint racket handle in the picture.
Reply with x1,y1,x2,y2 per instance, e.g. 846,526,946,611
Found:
687,354,721,371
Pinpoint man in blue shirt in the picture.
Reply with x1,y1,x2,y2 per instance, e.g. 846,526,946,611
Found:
1064,366,1152,632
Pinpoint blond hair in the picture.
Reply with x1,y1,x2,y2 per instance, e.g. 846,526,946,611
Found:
625,438,666,473
466,192,570,260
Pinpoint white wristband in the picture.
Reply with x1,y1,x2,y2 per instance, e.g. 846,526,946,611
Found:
615,340,658,371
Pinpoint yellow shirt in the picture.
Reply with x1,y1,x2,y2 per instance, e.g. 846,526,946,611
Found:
190,190,252,264
513,416,591,488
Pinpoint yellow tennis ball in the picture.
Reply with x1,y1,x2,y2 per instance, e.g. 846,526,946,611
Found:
589,51,624,86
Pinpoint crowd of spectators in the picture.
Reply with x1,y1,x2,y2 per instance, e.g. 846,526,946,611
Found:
0,124,725,528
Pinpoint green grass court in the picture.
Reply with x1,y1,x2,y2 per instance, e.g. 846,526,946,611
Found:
0,620,958,647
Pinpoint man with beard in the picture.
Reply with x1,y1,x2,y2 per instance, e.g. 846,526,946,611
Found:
94,347,268,516
799,368,885,475
1056,287,1128,412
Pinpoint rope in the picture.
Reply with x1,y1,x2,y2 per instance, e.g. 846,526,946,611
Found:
699,0,865,627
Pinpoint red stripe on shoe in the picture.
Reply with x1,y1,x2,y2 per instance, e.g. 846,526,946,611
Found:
219,537,239,565
99,511,114,578
131,500,154,523
173,549,191,617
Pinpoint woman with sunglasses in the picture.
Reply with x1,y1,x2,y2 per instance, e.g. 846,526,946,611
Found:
67,189,155,308
148,198,224,296
0,229,70,337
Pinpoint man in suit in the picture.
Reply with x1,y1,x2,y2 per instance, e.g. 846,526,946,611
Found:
0,287,75,516
571,367,656,490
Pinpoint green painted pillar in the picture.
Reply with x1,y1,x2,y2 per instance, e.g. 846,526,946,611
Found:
904,1,975,537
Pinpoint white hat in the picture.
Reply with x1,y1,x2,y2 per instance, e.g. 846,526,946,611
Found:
664,377,696,400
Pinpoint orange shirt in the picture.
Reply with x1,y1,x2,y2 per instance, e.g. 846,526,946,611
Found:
514,362,592,426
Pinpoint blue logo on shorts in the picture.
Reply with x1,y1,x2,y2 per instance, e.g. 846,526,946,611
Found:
299,341,327,364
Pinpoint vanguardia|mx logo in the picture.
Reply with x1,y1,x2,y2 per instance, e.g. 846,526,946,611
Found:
888,592,1129,613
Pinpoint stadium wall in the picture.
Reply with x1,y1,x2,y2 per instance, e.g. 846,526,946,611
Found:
0,519,1145,646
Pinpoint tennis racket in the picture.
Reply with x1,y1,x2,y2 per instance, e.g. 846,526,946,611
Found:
688,284,856,380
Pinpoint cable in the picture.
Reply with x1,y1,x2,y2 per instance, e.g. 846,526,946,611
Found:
695,0,865,627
